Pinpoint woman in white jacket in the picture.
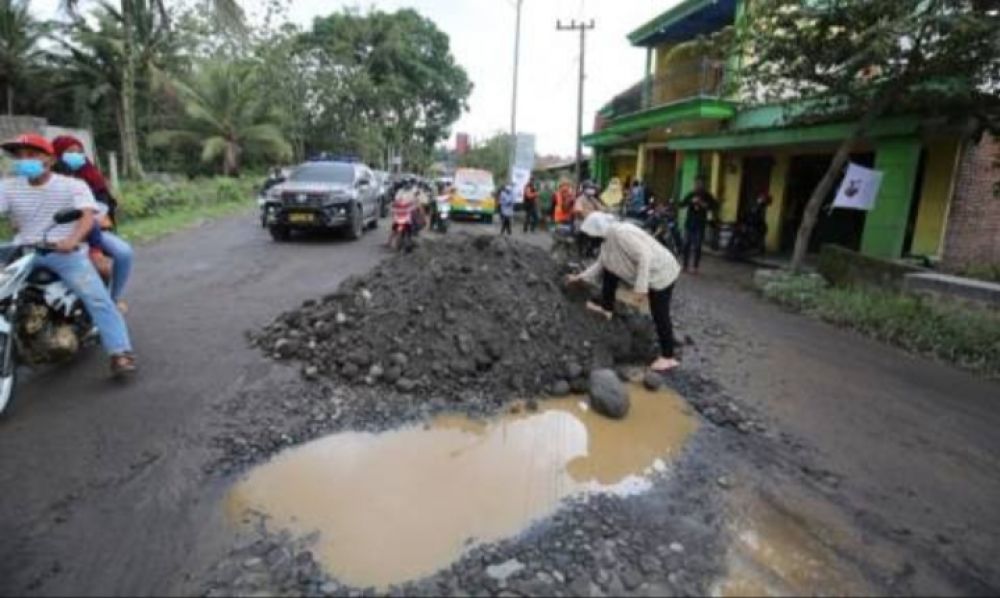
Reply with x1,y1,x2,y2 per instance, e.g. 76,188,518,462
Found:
566,212,682,373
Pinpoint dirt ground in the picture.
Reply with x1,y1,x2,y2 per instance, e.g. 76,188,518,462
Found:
1,213,998,596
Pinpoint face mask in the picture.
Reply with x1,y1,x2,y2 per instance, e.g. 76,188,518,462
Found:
61,152,87,171
13,159,46,179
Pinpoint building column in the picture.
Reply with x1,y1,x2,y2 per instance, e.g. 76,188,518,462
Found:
643,47,653,107
720,154,742,223
766,153,790,252
910,138,960,257
861,137,922,259
679,151,701,228
636,143,648,183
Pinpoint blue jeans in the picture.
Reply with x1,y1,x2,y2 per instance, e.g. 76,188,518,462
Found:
97,232,133,302
683,226,705,270
35,251,132,355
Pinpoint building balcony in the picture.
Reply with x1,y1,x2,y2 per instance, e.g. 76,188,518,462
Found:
586,59,734,148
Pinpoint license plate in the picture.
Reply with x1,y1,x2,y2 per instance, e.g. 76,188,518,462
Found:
288,212,315,224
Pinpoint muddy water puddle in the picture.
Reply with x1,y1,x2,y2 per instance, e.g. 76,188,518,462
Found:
712,493,875,597
227,385,697,589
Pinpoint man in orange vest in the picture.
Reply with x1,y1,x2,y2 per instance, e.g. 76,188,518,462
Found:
553,181,575,229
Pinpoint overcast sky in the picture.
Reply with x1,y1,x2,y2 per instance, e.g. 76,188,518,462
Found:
31,0,673,156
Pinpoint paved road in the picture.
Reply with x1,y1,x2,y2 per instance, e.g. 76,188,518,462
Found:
0,211,392,595
679,259,1000,591
0,213,998,595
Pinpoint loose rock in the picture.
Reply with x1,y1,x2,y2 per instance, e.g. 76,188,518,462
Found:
588,369,630,419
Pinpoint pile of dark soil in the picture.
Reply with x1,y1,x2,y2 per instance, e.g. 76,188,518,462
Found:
251,233,657,404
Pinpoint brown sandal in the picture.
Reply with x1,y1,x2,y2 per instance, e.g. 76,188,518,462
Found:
110,353,137,377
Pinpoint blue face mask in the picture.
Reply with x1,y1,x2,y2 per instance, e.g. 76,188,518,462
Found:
13,159,46,179
61,152,87,171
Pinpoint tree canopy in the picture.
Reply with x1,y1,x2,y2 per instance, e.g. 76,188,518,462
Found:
8,1,472,178
736,0,1000,270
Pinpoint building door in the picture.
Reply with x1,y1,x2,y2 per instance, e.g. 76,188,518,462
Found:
648,149,676,204
781,152,874,253
740,156,774,222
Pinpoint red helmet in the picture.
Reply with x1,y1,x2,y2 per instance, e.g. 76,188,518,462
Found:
1,133,55,156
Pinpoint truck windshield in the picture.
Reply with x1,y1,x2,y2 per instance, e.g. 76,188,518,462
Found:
290,163,354,184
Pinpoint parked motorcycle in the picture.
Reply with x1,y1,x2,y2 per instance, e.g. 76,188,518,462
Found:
725,220,767,261
634,204,682,255
0,209,96,416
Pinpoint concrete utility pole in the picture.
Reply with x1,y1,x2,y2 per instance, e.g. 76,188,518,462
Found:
509,0,524,183
557,19,596,186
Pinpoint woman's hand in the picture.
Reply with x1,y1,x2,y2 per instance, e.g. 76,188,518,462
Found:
564,273,581,286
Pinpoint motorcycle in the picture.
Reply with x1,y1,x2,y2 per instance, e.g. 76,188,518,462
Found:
633,204,682,255
431,198,450,233
0,208,96,416
725,220,767,261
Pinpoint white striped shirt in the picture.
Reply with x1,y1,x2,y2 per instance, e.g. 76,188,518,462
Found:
0,174,98,244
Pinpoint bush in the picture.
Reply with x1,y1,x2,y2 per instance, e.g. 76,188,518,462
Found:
759,271,1000,378
116,177,255,221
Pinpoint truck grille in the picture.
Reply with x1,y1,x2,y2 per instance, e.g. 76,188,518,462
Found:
281,192,327,208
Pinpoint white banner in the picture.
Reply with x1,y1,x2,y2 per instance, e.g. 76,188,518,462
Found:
511,133,535,202
833,163,883,211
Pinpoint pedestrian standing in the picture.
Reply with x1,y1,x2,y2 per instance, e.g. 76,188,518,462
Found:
522,178,539,233
567,212,682,373
678,176,719,274
499,184,514,235
538,180,554,231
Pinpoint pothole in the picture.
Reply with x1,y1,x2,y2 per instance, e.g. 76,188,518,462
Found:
226,384,698,589
711,492,875,597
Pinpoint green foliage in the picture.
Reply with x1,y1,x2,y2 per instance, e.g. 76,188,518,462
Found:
458,132,513,182
0,0,48,114
149,60,292,175
738,0,1000,133
760,272,1000,378
116,176,255,220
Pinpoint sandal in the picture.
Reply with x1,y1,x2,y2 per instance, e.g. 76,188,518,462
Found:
111,353,138,377
650,357,680,373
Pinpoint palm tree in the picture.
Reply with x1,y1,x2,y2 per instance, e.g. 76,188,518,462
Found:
150,60,292,176
0,0,47,115
61,0,245,179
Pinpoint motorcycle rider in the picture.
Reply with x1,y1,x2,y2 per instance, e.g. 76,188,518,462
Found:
51,135,134,313
0,134,137,376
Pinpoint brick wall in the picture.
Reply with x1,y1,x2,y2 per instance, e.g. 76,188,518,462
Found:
942,134,1000,271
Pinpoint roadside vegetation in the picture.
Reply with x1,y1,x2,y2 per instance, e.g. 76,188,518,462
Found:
115,177,256,243
3,0,472,177
758,272,1000,379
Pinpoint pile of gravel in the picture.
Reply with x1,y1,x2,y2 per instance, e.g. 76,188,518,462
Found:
251,233,657,403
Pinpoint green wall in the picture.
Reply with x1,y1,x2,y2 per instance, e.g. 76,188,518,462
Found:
679,151,701,228
861,137,922,259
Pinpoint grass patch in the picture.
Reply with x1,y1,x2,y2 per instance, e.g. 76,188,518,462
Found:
759,272,1000,379
117,199,252,244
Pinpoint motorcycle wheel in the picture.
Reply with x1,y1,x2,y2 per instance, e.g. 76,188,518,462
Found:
0,316,18,418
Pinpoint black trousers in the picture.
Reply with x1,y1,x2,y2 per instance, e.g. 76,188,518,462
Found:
683,225,705,269
500,215,512,235
523,203,538,233
601,272,676,358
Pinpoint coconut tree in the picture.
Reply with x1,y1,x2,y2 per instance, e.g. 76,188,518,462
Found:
61,0,245,179
150,60,292,176
0,0,47,115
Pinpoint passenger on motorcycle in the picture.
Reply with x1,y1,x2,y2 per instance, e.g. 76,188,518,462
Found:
51,135,134,313
0,134,136,375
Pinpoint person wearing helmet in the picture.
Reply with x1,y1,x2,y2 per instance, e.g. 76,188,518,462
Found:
0,134,136,376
